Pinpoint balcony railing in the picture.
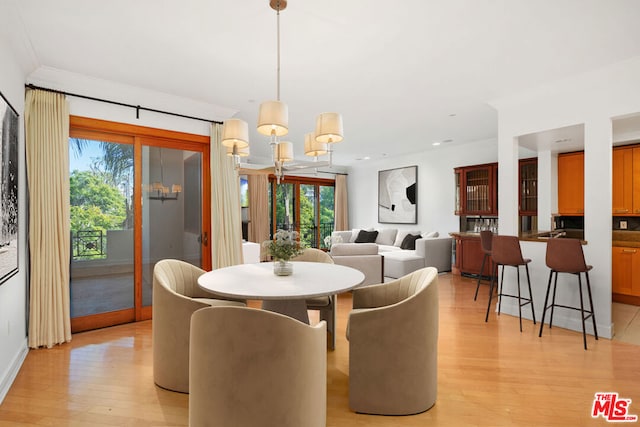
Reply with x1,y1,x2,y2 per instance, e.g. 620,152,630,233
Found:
273,222,334,250
72,229,106,260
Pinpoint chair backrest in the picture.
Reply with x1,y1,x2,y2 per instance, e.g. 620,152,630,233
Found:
292,248,334,264
545,238,589,273
491,235,526,266
352,266,438,311
480,230,493,254
190,306,327,427
348,267,438,415
153,259,211,299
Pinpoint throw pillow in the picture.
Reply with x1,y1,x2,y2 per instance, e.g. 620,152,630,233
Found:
355,229,379,243
393,230,421,247
400,233,421,250
351,227,373,242
422,231,439,238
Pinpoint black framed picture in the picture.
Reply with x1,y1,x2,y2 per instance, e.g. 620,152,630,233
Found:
0,90,19,285
378,165,417,224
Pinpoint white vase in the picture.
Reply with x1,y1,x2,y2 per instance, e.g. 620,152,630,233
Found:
273,260,293,276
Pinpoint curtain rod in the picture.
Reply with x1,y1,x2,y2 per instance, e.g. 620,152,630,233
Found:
25,83,223,125
315,170,348,175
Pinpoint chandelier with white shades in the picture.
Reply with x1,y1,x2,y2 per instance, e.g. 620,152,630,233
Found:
221,0,344,183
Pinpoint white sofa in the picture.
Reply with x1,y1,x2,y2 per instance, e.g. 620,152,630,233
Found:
329,242,383,287
330,228,452,280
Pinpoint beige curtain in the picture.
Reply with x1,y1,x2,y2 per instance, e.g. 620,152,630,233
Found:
210,123,243,268
25,89,71,348
334,174,349,231
247,174,270,261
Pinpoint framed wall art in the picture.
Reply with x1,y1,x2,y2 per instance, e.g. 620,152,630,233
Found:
378,165,417,224
0,90,19,285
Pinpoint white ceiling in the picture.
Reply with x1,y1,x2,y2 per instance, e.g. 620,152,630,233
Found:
5,0,640,166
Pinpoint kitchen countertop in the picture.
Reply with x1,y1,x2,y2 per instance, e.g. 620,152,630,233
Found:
449,230,588,244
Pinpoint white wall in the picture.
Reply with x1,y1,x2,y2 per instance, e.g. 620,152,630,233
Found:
27,66,235,137
347,138,498,235
0,37,29,404
491,55,640,339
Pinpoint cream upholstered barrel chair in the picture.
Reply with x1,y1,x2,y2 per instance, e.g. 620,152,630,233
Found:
189,306,327,427
152,259,245,393
347,267,439,415
291,248,337,350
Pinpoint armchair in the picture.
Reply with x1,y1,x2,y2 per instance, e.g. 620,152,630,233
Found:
347,267,439,415
189,306,326,427
152,259,245,393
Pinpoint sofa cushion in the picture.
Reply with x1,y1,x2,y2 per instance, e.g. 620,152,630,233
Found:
393,230,421,247
400,233,421,250
382,251,425,279
375,229,398,246
378,244,402,253
331,242,378,256
355,229,379,243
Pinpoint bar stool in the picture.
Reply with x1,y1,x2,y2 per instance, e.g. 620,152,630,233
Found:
485,235,536,332
474,230,494,301
538,238,598,350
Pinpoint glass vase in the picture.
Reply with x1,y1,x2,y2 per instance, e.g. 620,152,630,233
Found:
273,260,293,276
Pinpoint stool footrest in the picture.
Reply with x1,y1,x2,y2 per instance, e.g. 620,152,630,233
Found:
543,303,595,316
499,292,533,305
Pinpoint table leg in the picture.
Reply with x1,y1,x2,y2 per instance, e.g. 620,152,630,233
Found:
261,299,310,324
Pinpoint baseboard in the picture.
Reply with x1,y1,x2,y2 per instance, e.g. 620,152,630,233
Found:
496,301,613,339
0,338,28,405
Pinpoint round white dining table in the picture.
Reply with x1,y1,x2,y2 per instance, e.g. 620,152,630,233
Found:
197,261,365,323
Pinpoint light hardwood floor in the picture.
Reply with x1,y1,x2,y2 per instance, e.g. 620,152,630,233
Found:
1,273,639,426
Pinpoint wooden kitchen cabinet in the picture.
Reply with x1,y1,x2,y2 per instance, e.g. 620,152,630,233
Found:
452,233,493,277
454,163,498,216
557,151,584,215
612,145,640,215
612,246,640,300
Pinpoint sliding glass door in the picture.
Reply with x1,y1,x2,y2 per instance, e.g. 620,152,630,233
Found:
269,176,335,250
141,145,203,307
69,137,135,329
69,117,210,332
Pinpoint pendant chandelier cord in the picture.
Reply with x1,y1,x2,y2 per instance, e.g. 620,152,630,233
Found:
276,2,281,101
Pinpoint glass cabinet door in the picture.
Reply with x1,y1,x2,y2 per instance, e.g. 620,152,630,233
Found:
519,158,538,215
454,169,462,215
464,165,496,215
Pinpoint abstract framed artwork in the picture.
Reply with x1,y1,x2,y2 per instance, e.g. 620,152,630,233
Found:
0,90,19,286
378,165,417,224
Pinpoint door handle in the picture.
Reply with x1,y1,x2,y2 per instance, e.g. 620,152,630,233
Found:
199,232,208,247
622,249,637,253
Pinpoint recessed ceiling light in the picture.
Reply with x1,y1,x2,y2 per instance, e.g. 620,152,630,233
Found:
449,113,457,117
355,156,371,161
432,142,441,146
443,139,453,143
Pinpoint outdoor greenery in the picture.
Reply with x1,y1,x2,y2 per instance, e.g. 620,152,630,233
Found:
271,182,335,249
70,170,128,231
69,138,133,259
